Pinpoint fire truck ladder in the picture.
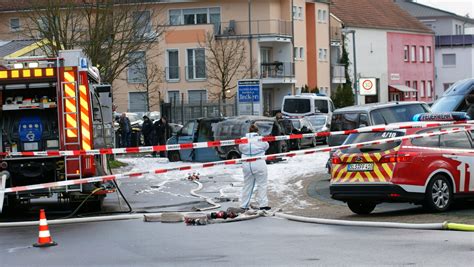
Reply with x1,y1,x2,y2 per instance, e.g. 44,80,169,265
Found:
61,80,83,193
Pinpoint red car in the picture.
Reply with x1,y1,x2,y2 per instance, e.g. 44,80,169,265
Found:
330,121,474,214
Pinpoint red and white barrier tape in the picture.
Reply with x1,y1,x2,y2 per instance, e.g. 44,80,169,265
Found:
2,120,473,158
1,127,469,194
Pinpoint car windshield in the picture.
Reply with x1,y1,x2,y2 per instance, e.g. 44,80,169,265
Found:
431,95,465,113
290,120,301,129
307,116,326,127
342,131,405,153
283,99,311,114
331,113,360,131
371,104,429,125
254,121,274,136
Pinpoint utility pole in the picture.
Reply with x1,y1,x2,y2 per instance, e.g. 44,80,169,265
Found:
248,0,253,78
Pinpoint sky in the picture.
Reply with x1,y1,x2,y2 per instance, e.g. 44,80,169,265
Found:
416,0,474,18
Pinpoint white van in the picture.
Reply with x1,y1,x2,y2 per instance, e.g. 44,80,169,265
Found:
281,93,335,117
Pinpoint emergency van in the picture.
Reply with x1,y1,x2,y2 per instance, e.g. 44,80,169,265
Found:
0,50,115,213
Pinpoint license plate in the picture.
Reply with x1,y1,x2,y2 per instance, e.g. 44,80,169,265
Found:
347,163,373,172
24,142,39,151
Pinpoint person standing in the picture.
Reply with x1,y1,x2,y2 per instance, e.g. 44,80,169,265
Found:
142,115,154,146
238,124,270,211
119,113,132,147
153,116,172,157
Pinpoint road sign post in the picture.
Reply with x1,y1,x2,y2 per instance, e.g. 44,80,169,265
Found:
237,79,262,116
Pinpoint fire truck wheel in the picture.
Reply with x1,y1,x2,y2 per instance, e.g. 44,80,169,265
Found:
347,201,376,215
424,175,453,212
168,151,180,162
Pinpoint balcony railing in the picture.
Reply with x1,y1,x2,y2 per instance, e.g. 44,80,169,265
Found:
332,64,346,84
435,34,474,47
260,62,294,79
215,20,292,37
166,66,180,81
330,25,342,42
186,65,206,80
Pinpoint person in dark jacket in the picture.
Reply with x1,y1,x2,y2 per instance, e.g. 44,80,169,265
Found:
119,112,132,147
142,115,154,146
153,116,172,157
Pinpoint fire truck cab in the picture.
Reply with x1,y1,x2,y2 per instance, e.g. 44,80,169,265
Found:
0,50,115,213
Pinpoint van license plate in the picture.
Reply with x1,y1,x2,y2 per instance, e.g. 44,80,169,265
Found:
348,163,373,172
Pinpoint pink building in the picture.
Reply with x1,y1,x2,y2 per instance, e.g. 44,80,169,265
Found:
387,32,435,102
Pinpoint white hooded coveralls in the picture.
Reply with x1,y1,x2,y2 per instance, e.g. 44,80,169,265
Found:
238,132,270,209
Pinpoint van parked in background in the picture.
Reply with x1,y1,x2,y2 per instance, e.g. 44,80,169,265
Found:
281,94,335,117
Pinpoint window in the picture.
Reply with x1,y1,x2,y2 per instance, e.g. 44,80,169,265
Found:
318,9,327,23
294,47,304,60
10,18,20,31
318,48,327,61
420,81,425,98
187,48,206,80
371,104,429,125
404,81,410,98
181,121,196,136
440,131,471,149
127,51,146,83
129,92,148,112
419,46,424,62
168,91,180,103
426,46,431,62
442,53,456,66
427,81,432,97
403,45,409,62
411,45,416,62
188,90,207,104
133,11,151,37
412,81,417,98
298,7,304,20
455,24,463,35
169,7,221,26
293,6,297,19
412,133,439,147
343,131,405,153
443,83,454,91
166,49,179,81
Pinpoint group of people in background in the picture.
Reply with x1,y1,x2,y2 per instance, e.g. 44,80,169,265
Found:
118,113,172,157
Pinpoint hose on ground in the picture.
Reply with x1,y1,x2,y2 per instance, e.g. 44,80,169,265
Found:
443,222,474,231
275,212,446,230
189,180,221,211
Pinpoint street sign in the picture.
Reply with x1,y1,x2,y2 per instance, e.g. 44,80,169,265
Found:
359,78,376,96
237,79,262,116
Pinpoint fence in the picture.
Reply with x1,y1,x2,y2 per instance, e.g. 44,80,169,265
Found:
163,96,237,125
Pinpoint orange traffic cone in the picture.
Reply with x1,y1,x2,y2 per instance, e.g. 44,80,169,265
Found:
33,209,57,247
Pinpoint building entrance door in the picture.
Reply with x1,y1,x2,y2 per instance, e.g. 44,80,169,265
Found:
263,88,273,116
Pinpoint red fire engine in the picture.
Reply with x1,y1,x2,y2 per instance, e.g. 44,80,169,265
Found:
0,50,115,213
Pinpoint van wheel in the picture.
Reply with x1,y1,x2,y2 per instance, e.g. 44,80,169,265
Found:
347,201,376,215
168,151,180,162
423,175,452,212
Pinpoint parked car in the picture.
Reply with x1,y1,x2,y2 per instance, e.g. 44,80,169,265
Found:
330,120,474,215
280,117,317,150
327,101,431,147
431,78,474,113
213,116,288,160
306,114,330,144
166,117,225,162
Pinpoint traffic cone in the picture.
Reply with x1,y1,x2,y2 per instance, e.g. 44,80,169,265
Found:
33,209,57,247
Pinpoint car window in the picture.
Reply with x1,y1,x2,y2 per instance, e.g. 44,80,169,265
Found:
359,114,369,127
283,99,311,113
411,135,440,147
180,121,196,136
440,130,472,149
330,113,360,131
371,104,428,125
197,120,219,141
343,131,405,153
254,121,274,136
315,100,329,113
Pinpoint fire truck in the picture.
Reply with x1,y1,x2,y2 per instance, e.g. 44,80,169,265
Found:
0,50,115,213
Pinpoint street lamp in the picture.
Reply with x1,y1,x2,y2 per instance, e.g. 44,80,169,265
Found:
341,28,358,105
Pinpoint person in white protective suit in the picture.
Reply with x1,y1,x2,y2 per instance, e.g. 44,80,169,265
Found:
238,124,271,211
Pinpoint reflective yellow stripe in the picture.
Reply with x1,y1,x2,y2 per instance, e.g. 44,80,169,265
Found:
45,68,54,76
382,164,393,178
65,99,76,113
64,71,74,82
11,70,19,78
365,172,375,182
22,69,31,77
373,165,385,182
34,69,42,77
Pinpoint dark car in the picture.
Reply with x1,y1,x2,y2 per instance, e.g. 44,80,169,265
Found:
327,101,430,147
213,116,288,160
431,78,474,113
280,117,317,150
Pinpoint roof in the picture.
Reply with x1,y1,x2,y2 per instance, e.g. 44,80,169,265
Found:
394,0,474,25
331,0,433,34
0,40,38,58
389,84,417,93
333,101,427,113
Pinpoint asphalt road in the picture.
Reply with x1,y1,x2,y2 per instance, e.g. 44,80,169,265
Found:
1,217,473,266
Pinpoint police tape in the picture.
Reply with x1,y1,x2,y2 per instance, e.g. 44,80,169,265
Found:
2,120,474,158
1,126,470,194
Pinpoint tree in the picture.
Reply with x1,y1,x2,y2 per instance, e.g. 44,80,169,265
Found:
302,84,320,94
18,0,165,84
331,35,354,108
200,32,253,105
130,52,164,112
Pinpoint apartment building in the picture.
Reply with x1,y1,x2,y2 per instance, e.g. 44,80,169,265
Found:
0,0,331,116
332,0,435,104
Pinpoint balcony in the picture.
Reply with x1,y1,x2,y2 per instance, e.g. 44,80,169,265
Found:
215,20,292,38
330,25,342,43
435,35,474,47
260,62,294,84
165,66,180,81
332,64,346,84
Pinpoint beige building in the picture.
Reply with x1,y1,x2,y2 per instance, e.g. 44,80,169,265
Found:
0,0,331,116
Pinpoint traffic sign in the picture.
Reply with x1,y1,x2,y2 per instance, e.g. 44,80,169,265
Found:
359,78,376,95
